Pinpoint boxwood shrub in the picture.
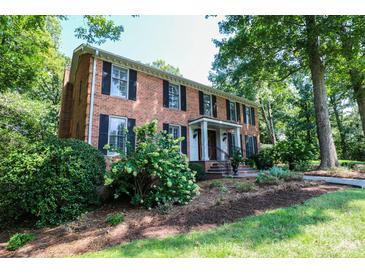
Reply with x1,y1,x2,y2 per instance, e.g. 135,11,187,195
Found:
0,137,105,227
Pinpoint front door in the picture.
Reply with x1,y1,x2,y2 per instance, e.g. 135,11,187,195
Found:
208,130,217,160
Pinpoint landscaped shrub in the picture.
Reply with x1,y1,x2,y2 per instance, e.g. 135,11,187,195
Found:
0,137,105,227
189,163,207,181
6,233,35,251
275,139,315,170
234,181,256,192
252,145,277,170
106,120,199,208
105,213,124,226
256,167,303,185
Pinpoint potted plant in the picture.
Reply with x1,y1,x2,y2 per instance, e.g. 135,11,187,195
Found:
230,148,243,175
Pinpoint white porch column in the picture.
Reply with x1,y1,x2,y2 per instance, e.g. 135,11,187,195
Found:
218,128,226,160
201,121,209,161
234,127,241,150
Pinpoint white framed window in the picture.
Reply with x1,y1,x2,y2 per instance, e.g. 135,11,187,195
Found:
107,116,127,156
168,124,182,152
230,101,237,121
111,65,129,99
168,83,180,109
245,106,251,124
203,93,212,116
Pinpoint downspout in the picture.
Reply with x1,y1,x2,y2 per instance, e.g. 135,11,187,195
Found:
88,49,99,145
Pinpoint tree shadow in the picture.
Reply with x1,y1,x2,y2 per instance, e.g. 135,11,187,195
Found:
105,189,365,257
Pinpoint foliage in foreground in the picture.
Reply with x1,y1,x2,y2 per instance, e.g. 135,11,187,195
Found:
81,189,365,258
256,167,303,185
0,138,105,227
7,233,35,251
189,163,207,182
105,213,125,226
106,120,199,208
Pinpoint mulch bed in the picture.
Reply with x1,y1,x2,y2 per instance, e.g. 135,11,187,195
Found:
305,169,365,180
0,180,346,258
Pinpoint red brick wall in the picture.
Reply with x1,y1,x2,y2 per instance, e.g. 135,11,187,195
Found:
66,55,260,157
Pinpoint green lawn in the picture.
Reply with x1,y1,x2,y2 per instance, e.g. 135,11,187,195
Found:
309,159,365,166
81,189,365,258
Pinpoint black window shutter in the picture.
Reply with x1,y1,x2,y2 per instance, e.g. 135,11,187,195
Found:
251,107,256,125
227,132,232,155
127,118,136,155
240,134,243,155
212,95,217,117
236,102,241,122
163,123,169,132
243,105,247,124
128,69,137,101
102,61,111,95
163,80,169,108
226,99,231,120
253,136,258,154
181,126,187,154
245,135,248,158
180,85,186,111
98,114,109,155
199,91,204,115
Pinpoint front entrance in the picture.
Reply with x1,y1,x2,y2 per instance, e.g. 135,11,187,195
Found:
208,130,217,160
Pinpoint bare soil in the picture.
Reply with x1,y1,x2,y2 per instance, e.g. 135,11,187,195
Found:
0,179,345,258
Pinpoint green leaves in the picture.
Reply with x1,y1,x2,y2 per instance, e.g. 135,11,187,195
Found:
74,16,123,45
106,120,199,208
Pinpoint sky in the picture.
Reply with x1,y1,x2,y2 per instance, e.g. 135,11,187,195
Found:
60,16,225,85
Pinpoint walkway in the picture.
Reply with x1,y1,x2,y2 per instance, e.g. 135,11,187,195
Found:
303,175,365,188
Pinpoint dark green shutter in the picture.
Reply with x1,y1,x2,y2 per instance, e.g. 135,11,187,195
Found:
163,123,169,132
253,136,258,154
199,91,204,115
163,80,169,108
226,99,231,120
245,135,248,158
180,85,186,111
181,126,187,154
98,114,109,155
212,95,217,117
128,69,137,101
236,102,241,122
127,119,136,154
240,134,243,155
251,107,256,126
102,61,111,95
243,105,247,124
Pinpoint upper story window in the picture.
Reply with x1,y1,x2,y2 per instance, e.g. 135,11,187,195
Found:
245,106,255,125
203,93,212,116
230,101,237,121
108,116,127,156
111,65,129,98
168,83,180,109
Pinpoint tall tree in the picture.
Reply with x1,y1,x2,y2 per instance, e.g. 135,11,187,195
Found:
150,59,183,76
211,16,339,168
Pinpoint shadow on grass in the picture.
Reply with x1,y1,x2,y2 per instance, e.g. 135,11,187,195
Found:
91,189,365,257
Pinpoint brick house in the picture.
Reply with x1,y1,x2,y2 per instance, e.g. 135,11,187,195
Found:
59,44,260,171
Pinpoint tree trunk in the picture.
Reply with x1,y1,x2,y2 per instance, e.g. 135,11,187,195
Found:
260,98,276,144
329,94,347,159
349,70,365,137
305,16,339,169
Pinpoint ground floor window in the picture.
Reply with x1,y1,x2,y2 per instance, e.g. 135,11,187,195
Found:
245,135,258,158
108,116,127,156
168,124,181,151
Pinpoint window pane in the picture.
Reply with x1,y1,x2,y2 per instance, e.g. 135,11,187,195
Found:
108,117,126,155
203,94,212,116
168,84,180,109
230,102,236,121
168,125,180,139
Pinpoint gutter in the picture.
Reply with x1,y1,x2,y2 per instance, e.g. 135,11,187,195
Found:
87,49,98,145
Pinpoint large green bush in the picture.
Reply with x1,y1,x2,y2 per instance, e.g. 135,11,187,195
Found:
275,139,315,170
106,120,199,208
0,137,105,227
252,145,277,170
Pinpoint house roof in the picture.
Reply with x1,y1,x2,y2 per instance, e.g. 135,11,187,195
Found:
69,44,258,107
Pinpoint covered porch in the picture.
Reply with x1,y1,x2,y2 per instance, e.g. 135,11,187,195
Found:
188,117,242,162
